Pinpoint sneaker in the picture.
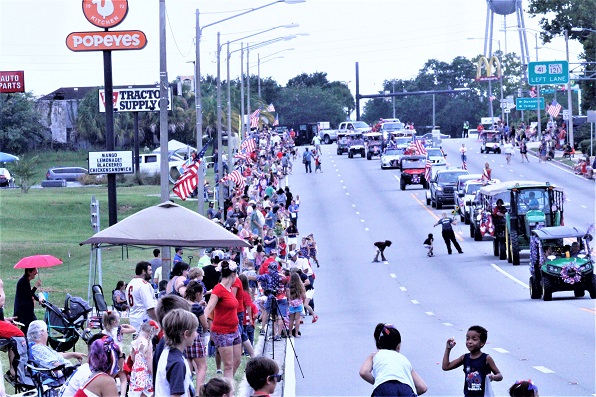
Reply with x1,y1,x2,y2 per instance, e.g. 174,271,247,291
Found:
273,336,282,341
458,251,464,254
259,330,265,336
312,315,319,323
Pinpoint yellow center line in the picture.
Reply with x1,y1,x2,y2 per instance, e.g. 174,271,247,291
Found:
410,193,465,241
580,308,596,315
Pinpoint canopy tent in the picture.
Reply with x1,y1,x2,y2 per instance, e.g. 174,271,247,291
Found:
0,152,19,162
152,139,196,155
80,201,250,248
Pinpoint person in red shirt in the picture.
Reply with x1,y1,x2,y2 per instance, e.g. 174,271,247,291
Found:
204,261,241,381
231,273,254,358
258,251,278,275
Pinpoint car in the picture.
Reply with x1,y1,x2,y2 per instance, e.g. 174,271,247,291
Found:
529,226,595,301
380,148,406,169
426,147,446,167
420,132,450,140
347,132,365,158
0,168,15,187
46,167,89,181
427,168,469,209
399,155,429,190
453,174,483,221
364,132,383,160
480,131,502,154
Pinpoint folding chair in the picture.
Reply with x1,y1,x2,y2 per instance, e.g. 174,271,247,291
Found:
91,285,109,329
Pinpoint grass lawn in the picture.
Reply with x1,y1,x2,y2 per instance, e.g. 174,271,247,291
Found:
0,149,254,394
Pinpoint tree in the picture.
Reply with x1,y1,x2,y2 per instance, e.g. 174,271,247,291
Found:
275,86,346,126
10,154,38,193
287,72,329,88
0,93,45,153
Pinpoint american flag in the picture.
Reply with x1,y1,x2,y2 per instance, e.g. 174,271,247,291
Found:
220,169,245,190
172,140,211,201
424,160,432,182
489,95,497,101
240,137,256,153
266,103,275,112
529,87,537,98
462,159,467,170
547,99,562,118
234,150,253,163
250,109,261,129
408,136,427,155
273,114,279,126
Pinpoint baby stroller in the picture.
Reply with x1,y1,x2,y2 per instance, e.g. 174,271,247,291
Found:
42,294,92,352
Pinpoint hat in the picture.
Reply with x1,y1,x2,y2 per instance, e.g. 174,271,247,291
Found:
269,249,278,255
268,261,278,271
248,199,256,204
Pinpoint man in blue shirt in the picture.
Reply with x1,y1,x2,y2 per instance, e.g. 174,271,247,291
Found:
433,212,463,255
302,148,312,173
173,247,184,264
288,200,299,227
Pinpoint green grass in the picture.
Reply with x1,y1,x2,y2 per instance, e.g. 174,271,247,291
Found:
0,149,254,394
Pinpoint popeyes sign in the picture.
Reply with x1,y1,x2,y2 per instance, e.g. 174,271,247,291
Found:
67,0,147,52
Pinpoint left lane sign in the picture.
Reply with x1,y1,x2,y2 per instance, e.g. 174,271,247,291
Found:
66,30,147,52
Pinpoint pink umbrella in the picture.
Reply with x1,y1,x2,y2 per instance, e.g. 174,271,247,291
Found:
13,255,63,269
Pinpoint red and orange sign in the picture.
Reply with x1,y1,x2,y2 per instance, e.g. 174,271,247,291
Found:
82,0,128,29
0,71,25,93
66,30,147,52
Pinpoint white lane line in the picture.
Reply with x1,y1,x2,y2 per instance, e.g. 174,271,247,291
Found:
411,300,419,304
581,205,587,208
390,274,396,278
352,204,356,207
443,322,453,326
533,366,555,374
383,261,388,264
490,263,528,289
399,287,407,292
425,312,435,316
346,193,350,195
364,227,369,231
493,347,509,354
394,175,400,181
356,211,360,215
343,186,347,189
340,180,343,183
360,219,365,222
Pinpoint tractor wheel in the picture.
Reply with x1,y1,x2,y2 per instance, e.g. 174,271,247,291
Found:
589,274,596,299
470,223,475,239
499,239,507,260
464,211,470,225
542,276,553,301
510,228,520,265
493,239,500,256
473,223,483,241
574,289,585,297
400,179,406,191
530,276,542,299
367,152,372,160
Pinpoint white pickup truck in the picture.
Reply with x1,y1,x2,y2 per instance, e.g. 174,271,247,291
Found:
138,153,186,182
319,121,371,144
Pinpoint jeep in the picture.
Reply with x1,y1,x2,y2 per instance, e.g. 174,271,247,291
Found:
399,155,429,190
529,226,595,301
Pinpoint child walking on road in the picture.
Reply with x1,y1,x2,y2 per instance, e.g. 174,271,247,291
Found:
442,325,503,396
423,233,434,257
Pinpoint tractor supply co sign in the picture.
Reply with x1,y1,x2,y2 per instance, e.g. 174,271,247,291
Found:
98,86,172,112
66,30,146,52
0,71,25,93
88,151,133,174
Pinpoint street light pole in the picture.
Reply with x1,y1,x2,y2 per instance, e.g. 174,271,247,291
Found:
565,29,574,148
216,32,224,211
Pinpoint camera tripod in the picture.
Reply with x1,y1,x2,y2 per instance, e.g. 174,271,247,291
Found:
263,293,304,378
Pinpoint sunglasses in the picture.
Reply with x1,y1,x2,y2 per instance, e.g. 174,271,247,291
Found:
267,373,283,382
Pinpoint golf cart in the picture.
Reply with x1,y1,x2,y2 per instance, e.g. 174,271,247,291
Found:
347,132,366,158
364,132,383,160
480,131,502,154
399,155,429,190
529,226,595,301
337,131,349,155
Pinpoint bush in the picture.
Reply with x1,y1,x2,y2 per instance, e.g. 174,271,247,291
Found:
578,140,596,157
79,174,106,185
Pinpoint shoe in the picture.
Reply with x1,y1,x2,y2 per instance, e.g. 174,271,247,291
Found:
4,371,15,384
458,251,464,254
300,319,304,324
216,369,223,375
430,253,435,257
372,259,380,263
273,336,282,341
312,315,319,323
259,330,265,336
448,252,452,255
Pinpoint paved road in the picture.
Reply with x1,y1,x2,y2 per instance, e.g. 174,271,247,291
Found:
287,139,595,396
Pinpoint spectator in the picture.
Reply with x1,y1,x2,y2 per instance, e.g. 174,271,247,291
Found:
128,320,158,397
149,249,162,276
13,268,42,332
166,261,190,296
509,380,539,397
245,357,281,397
127,261,157,330
199,377,234,397
112,280,129,312
28,320,85,371
183,281,209,390
173,247,184,264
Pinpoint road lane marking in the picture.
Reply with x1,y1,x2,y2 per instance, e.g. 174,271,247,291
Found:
493,348,509,354
425,312,435,316
352,204,356,207
346,193,350,195
400,287,407,291
356,211,360,214
411,300,419,304
364,227,369,231
360,219,365,222
443,322,453,326
490,263,528,289
533,366,555,374
390,274,396,278
343,186,347,189
580,308,596,315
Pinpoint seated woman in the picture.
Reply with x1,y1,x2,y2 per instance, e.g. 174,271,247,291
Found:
27,320,85,380
112,281,129,312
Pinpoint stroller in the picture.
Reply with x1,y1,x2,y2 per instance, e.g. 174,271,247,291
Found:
42,294,92,352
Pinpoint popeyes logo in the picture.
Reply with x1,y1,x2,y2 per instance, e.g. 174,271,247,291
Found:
82,0,128,29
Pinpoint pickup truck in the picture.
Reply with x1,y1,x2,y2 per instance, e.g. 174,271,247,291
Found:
319,121,371,145
138,153,186,183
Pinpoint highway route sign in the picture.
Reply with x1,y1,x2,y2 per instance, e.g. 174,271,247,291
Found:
528,61,569,85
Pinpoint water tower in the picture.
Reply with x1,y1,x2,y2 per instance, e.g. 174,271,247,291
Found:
484,0,530,69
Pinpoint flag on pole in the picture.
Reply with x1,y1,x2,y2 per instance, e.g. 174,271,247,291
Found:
172,140,211,201
240,137,256,153
220,169,245,191
489,95,497,101
273,113,279,126
266,103,275,112
408,135,427,155
528,87,537,98
250,109,261,129
547,99,562,118
424,160,432,182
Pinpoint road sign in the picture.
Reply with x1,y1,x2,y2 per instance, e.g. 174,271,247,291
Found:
516,97,545,111
562,110,569,121
528,61,569,85
504,108,511,114
540,89,555,94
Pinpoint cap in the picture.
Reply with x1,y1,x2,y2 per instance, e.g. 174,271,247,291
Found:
268,262,278,271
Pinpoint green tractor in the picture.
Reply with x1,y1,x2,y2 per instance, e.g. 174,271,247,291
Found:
529,226,595,301
505,182,565,265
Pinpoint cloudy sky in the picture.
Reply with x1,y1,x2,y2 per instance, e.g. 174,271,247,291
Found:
1,0,584,105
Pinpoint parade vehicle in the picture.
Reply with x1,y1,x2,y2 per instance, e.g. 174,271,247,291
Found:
336,131,349,155
426,168,469,209
347,132,366,158
364,132,383,160
426,147,447,167
480,131,502,154
399,155,429,190
469,181,565,265
329,121,371,147
529,226,595,301
380,147,406,169
453,174,483,222
316,121,335,144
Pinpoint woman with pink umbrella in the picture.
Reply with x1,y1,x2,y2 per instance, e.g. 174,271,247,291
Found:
13,255,62,332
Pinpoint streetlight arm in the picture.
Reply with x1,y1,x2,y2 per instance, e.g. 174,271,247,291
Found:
220,23,298,50
202,1,282,31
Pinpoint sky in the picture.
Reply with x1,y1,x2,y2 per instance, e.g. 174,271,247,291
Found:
0,0,585,110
